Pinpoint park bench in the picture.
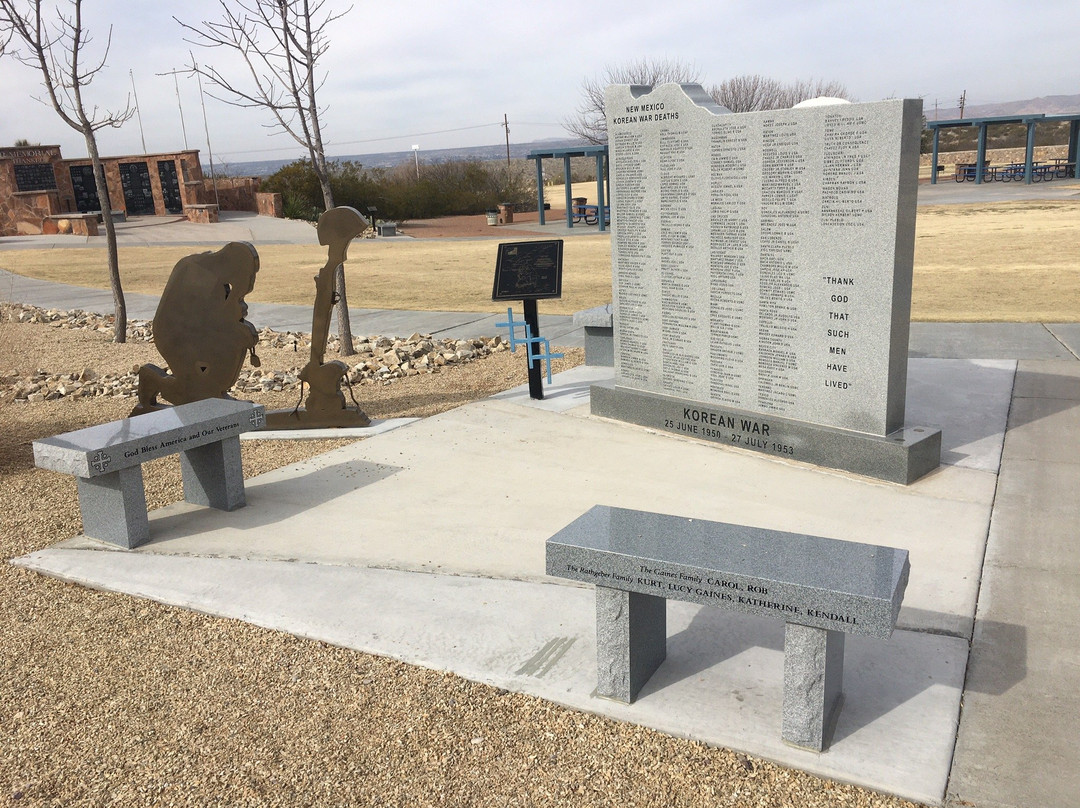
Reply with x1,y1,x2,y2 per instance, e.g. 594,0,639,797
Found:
546,505,910,751
43,213,99,236
33,399,266,549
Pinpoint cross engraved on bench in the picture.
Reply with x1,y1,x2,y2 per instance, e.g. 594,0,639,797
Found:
89,450,112,473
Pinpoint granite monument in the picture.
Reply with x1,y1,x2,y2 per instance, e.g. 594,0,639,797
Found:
592,84,940,483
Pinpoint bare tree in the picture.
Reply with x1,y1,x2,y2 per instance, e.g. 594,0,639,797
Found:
0,0,133,342
710,74,850,113
563,57,702,144
176,0,358,355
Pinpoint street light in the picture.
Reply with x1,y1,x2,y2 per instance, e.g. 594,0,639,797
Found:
412,144,420,180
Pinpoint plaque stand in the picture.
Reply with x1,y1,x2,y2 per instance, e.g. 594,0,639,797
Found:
523,299,543,400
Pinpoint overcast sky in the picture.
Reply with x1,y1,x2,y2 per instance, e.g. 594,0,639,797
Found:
2,0,1078,166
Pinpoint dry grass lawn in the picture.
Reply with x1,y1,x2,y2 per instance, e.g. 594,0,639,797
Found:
0,237,614,317
1,197,1078,322
912,200,1080,321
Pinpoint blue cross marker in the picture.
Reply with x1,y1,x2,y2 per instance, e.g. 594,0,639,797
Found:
496,307,564,384
495,308,530,352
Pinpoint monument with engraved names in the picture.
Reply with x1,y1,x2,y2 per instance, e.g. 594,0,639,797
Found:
591,84,940,483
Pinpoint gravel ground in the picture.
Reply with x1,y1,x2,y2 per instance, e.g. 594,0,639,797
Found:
0,314,924,808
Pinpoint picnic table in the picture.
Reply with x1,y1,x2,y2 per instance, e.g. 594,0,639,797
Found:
954,162,989,182
956,160,1076,183
571,201,610,226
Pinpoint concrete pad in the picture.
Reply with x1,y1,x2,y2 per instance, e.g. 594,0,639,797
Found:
490,364,613,412
909,322,1075,360
119,401,988,638
905,359,1014,472
1045,323,1080,359
14,549,966,807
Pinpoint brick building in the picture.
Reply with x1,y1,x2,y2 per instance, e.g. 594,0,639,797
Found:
0,145,209,236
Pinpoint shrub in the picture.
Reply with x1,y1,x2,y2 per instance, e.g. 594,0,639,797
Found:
262,157,539,222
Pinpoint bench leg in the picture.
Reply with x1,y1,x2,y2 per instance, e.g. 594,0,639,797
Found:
76,468,149,549
180,436,246,511
782,623,845,751
595,586,666,703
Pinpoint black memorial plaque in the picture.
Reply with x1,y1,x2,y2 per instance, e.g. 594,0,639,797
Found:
157,160,183,214
120,162,155,216
492,240,563,301
14,163,57,192
69,165,104,213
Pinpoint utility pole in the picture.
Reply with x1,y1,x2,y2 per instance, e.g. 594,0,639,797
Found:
129,70,147,153
156,68,190,150
503,113,511,170
412,144,420,180
190,55,219,207
958,90,967,119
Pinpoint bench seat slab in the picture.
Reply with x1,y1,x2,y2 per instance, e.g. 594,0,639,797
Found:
546,506,909,640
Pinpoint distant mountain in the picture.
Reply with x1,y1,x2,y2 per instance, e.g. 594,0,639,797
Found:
928,94,1080,121
216,137,590,178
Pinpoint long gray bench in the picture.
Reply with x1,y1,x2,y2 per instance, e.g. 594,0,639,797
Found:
546,505,909,751
33,399,266,549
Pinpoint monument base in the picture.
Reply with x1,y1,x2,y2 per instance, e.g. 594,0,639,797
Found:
263,407,371,430
590,382,940,485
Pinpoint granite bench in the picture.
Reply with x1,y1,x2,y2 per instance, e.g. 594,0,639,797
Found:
546,505,910,751
572,304,613,367
33,399,266,549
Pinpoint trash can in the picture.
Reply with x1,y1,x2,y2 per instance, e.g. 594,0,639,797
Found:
486,209,499,226
497,203,514,225
572,197,587,218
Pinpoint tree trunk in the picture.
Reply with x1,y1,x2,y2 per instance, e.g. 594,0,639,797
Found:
314,163,356,356
84,131,127,343
333,263,353,354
